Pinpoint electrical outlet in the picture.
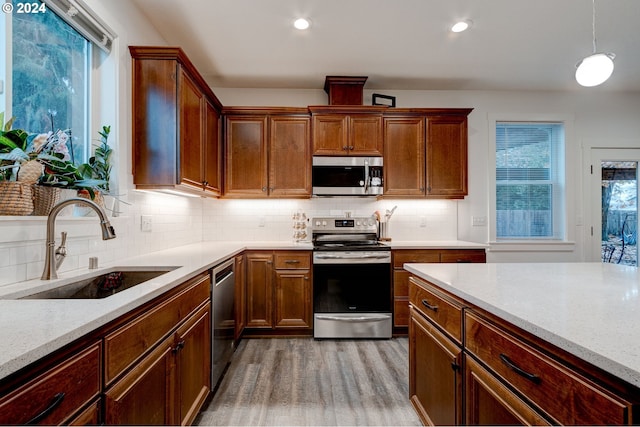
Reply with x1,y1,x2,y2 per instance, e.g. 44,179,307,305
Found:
419,216,427,227
141,215,152,232
258,216,266,227
472,216,487,227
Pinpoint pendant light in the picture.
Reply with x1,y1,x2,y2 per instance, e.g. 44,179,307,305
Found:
575,0,615,87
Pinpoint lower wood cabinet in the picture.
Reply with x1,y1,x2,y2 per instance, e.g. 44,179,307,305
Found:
0,341,101,425
0,272,212,426
409,275,640,425
409,306,462,426
465,355,550,426
394,249,485,331
104,276,212,426
245,250,312,333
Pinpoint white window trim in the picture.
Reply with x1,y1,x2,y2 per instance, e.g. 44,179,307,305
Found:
488,113,577,252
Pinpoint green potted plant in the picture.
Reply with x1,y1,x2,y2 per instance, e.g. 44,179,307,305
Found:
0,112,106,215
76,125,112,206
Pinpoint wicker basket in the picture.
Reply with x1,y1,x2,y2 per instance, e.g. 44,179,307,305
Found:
32,185,62,216
0,181,34,216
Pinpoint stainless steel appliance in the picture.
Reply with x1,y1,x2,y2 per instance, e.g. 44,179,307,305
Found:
312,156,383,196
211,259,235,388
312,216,392,338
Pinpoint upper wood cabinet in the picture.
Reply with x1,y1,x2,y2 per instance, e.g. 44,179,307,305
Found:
309,106,386,156
383,109,472,199
223,108,311,198
130,46,223,197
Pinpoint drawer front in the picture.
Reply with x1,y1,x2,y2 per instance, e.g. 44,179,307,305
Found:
409,277,463,344
439,249,486,263
393,250,440,268
465,311,633,425
104,273,210,384
274,251,311,269
0,342,101,425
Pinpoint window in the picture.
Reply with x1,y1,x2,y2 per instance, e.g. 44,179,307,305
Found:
2,0,114,165
11,6,91,163
495,122,565,239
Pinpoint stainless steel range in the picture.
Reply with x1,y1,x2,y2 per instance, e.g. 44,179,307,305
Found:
312,216,392,339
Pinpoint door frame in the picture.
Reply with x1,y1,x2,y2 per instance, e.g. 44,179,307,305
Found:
586,145,640,262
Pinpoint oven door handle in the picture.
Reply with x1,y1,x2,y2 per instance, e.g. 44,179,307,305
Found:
314,253,390,260
315,315,391,322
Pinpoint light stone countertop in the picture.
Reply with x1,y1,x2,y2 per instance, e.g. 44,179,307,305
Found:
0,240,312,381
404,262,640,388
0,239,482,381
384,240,488,249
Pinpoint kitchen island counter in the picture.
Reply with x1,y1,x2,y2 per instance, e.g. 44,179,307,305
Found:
404,262,640,388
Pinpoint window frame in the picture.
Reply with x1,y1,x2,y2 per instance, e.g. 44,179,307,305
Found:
2,0,119,217
488,113,576,252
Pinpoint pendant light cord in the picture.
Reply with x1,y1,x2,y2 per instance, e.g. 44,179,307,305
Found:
591,0,597,53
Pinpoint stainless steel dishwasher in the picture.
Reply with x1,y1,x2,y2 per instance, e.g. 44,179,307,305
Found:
211,258,235,388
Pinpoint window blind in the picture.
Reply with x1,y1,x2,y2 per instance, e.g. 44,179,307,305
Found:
42,0,114,52
496,122,564,238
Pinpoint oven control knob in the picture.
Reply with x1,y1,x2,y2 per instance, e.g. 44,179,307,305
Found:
322,220,327,226
356,220,361,226
315,220,321,227
368,219,374,226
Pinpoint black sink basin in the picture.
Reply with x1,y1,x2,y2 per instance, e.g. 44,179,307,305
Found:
21,267,178,299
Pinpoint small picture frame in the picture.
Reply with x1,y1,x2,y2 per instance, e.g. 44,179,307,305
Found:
372,93,396,107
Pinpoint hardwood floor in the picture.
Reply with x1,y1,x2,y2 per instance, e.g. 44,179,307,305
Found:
196,337,421,426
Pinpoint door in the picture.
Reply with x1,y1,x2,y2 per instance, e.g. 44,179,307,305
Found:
409,307,462,426
590,149,639,265
245,252,274,328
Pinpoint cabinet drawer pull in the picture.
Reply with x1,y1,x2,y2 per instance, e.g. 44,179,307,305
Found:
421,299,438,311
26,392,65,425
499,353,541,384
456,259,472,263
172,339,186,353
284,260,300,264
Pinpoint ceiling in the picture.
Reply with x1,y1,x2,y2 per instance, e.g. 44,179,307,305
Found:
130,0,640,93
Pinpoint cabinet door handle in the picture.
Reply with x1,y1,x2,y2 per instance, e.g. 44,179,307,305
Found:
342,146,348,151
262,187,267,192
349,145,354,150
26,392,65,425
172,339,186,353
499,353,541,384
421,299,438,311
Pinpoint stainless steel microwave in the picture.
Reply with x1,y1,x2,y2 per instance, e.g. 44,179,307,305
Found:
312,156,383,196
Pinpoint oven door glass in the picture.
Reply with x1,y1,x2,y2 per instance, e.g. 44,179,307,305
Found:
313,262,391,313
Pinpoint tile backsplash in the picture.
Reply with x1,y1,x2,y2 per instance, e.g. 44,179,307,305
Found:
0,193,457,287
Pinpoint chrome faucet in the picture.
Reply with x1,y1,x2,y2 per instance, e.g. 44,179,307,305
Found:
41,198,117,280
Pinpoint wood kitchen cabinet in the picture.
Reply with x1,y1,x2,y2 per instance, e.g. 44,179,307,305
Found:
383,109,472,199
408,274,640,425
465,310,636,425
130,46,222,197
224,108,311,198
274,251,312,329
409,277,464,425
244,250,313,334
0,340,101,425
104,273,211,425
309,106,386,156
393,249,485,331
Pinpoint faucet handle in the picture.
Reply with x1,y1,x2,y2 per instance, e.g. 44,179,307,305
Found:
55,231,68,270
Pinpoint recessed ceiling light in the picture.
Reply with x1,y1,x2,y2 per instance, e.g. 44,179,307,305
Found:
451,20,472,33
294,18,311,30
